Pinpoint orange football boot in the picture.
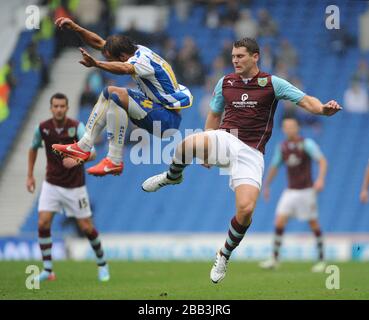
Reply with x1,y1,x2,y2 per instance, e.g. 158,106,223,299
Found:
87,157,123,176
52,142,91,164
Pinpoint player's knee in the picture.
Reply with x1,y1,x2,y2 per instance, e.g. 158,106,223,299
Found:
237,200,255,218
38,219,51,232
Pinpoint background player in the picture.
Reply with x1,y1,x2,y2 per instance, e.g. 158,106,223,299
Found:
26,93,110,282
142,38,341,283
260,117,327,272
360,160,369,203
52,17,192,176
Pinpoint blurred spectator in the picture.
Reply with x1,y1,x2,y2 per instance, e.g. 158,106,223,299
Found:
220,39,234,69
75,0,103,33
21,42,40,73
205,4,220,29
33,13,55,42
343,80,369,113
275,39,298,70
86,70,105,96
234,9,257,40
209,56,228,80
329,24,356,56
161,37,178,66
80,84,98,108
174,37,205,85
257,9,278,37
220,0,240,26
274,61,289,79
260,44,276,73
352,59,369,86
124,21,149,46
150,20,169,47
174,0,191,22
199,76,218,120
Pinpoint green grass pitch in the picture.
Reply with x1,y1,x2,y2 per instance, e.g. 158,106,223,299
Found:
0,261,368,299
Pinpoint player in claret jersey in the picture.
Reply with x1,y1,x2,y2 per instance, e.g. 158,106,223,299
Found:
260,118,328,273
142,38,341,283
27,93,110,282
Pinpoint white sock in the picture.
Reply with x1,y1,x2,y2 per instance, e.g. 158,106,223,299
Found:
106,97,128,164
78,91,109,152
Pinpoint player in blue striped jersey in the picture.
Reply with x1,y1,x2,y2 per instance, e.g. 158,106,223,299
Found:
52,17,193,176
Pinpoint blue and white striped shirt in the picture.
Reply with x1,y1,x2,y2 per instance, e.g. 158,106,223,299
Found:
128,45,193,109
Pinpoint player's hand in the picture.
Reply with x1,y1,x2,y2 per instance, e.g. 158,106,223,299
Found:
263,186,270,201
313,178,325,192
322,100,342,116
79,48,97,68
26,176,35,193
55,17,78,31
63,157,80,169
360,190,368,203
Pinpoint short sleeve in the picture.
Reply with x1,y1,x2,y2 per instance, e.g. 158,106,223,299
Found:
271,75,306,103
270,144,283,168
31,125,42,149
304,138,323,160
128,54,154,78
209,76,226,114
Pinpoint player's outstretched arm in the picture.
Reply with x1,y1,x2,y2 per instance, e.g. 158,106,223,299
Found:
78,48,135,74
27,148,38,193
314,156,327,192
263,166,278,201
55,17,106,51
360,164,369,203
298,95,342,116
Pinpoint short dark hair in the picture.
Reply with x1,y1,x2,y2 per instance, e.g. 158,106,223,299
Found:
50,93,68,105
102,34,138,58
233,38,260,55
283,116,300,125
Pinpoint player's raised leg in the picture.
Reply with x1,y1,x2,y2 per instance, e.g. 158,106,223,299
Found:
36,211,57,282
211,184,258,283
76,217,110,282
52,88,110,163
86,86,128,176
309,219,326,272
260,214,288,269
142,132,211,192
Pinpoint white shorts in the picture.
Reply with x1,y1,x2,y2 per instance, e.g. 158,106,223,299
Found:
205,130,264,191
38,181,92,219
276,188,318,221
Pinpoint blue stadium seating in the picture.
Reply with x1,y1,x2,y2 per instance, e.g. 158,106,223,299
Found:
0,31,54,166
21,0,369,235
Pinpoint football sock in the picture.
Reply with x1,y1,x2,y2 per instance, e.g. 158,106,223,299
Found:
273,227,284,261
167,159,187,181
38,228,53,272
314,229,324,261
85,228,106,267
220,216,251,259
106,93,128,165
78,88,110,152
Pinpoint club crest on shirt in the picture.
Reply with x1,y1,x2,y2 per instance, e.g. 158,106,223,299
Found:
43,128,49,135
55,128,64,135
257,77,268,87
68,127,76,137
